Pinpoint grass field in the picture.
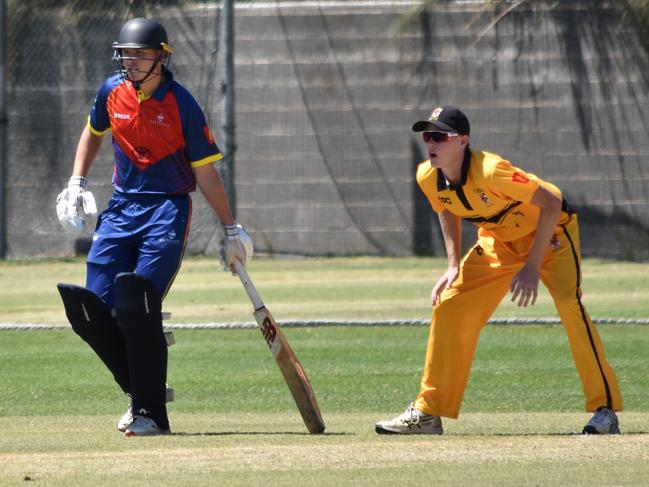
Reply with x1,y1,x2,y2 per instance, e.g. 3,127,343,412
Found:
1,257,648,485
1,256,649,324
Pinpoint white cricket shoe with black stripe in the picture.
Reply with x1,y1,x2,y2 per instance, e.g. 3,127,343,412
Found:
375,403,443,435
124,415,171,437
582,408,620,434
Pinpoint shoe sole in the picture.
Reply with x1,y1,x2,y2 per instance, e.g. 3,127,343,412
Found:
124,429,172,437
375,424,443,435
582,425,621,434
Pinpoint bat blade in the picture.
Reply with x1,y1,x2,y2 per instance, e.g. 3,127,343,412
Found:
253,307,326,434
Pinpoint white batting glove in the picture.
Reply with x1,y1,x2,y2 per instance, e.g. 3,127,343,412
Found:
220,223,254,273
56,176,98,232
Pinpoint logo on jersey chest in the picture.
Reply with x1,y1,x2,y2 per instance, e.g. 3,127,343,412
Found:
151,112,172,128
473,189,493,207
132,146,152,162
113,112,131,120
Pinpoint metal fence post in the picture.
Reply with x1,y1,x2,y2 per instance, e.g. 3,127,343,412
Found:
220,0,236,217
0,0,6,258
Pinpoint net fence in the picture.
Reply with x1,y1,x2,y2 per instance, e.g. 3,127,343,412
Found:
4,0,649,260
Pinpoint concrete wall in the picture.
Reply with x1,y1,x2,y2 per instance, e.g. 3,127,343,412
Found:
5,1,649,260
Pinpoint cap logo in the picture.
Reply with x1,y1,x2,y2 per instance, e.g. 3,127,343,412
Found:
429,107,443,121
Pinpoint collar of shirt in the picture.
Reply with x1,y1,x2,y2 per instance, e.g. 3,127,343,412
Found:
151,70,174,101
437,146,472,192
130,70,174,102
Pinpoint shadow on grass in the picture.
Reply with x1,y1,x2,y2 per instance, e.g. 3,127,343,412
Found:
174,430,649,437
442,431,649,436
171,431,353,437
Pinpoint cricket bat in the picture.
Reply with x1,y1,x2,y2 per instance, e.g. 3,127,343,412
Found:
232,261,326,434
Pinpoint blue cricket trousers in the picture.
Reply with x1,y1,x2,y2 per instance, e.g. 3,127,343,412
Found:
86,192,192,307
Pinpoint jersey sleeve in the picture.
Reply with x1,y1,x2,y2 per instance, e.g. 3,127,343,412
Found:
87,78,114,136
416,161,445,213
488,159,540,204
176,89,223,168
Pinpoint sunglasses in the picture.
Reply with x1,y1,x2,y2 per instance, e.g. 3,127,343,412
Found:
422,131,458,144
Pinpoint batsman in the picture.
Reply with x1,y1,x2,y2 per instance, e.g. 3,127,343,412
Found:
55,18,252,436
376,106,623,435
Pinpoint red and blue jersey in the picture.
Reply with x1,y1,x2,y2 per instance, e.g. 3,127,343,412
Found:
88,73,222,195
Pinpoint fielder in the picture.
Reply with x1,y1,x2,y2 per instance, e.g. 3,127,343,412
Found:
375,106,623,435
56,18,252,436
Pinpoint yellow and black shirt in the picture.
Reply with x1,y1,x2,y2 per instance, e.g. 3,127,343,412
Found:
416,148,571,242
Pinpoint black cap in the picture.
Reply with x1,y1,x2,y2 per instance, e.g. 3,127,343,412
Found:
412,106,470,135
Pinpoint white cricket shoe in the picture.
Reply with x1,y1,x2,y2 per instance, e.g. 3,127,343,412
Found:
117,385,174,432
124,415,171,437
117,404,133,432
582,408,620,434
375,403,443,435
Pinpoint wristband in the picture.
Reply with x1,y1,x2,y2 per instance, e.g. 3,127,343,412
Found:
223,223,239,238
68,176,87,190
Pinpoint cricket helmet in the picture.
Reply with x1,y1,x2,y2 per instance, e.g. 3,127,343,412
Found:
112,18,173,82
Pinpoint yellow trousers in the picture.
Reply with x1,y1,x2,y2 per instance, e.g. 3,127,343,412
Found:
414,214,623,418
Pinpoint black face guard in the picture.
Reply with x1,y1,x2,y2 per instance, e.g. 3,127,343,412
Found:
112,50,171,89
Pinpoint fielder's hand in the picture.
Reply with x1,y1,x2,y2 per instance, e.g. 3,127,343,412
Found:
510,264,540,307
220,223,254,273
431,265,460,306
56,176,98,232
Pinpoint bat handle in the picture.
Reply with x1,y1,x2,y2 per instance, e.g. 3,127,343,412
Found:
232,261,265,311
